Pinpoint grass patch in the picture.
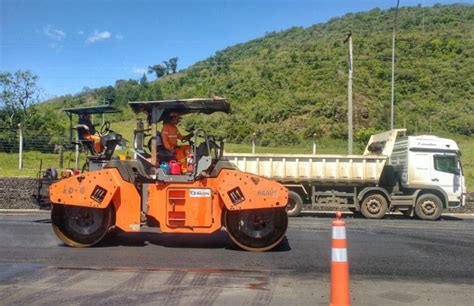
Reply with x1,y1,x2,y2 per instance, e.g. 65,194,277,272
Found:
0,151,75,177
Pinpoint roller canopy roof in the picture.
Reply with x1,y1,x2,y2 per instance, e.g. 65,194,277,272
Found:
63,104,120,115
128,98,231,118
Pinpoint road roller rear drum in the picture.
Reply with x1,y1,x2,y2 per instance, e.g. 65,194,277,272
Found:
225,208,288,252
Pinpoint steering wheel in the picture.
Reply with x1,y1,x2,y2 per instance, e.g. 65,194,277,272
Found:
146,137,154,153
100,121,111,136
184,132,194,144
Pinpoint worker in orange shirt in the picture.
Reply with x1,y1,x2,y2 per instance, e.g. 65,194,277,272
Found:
77,113,103,154
161,112,192,161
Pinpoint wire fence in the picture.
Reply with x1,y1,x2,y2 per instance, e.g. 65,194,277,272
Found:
0,127,67,153
0,126,78,172
0,128,18,153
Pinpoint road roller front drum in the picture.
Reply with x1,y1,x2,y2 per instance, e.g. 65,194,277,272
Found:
51,204,114,247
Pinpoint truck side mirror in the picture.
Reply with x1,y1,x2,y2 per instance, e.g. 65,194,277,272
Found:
454,156,462,176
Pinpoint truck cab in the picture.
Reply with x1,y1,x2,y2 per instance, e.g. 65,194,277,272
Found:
392,135,466,209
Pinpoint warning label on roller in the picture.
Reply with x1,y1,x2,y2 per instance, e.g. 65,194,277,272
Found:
189,189,212,198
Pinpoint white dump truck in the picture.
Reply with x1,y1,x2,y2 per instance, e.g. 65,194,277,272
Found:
224,129,466,220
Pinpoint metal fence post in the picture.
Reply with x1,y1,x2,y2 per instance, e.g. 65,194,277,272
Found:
312,133,317,155
18,123,23,170
58,145,64,168
75,145,80,170
252,133,256,154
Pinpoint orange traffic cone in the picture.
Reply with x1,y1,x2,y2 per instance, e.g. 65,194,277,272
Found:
330,211,350,306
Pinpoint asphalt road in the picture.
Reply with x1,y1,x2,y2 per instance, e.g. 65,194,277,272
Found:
0,212,473,305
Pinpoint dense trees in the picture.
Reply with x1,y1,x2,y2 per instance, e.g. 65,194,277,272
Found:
0,71,66,151
36,4,474,146
0,70,41,128
157,4,473,143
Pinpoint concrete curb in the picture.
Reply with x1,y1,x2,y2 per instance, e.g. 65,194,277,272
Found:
0,209,50,213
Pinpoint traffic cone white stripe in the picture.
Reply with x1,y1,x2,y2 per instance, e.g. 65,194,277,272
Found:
332,248,348,262
332,226,346,239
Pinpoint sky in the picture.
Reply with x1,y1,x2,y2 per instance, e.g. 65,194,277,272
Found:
0,0,466,99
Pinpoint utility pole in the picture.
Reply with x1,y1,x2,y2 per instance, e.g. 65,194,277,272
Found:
344,32,353,155
391,0,400,130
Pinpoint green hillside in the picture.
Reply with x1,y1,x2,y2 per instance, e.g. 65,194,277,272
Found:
39,4,473,146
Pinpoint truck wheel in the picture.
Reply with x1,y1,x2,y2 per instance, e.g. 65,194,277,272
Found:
415,194,443,220
361,194,388,219
286,191,303,217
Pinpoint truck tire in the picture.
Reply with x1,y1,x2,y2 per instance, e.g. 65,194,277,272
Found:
286,191,303,217
415,194,443,220
361,193,388,219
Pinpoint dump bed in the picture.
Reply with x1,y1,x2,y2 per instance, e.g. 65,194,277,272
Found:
224,130,408,185
223,153,387,184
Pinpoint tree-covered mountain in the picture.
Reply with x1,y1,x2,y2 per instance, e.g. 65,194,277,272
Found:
40,4,474,146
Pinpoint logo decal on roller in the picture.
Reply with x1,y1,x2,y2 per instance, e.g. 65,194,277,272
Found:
90,185,107,203
228,187,245,205
190,189,212,198
257,189,277,197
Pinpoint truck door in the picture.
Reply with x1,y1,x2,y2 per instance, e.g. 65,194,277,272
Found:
431,154,462,201
411,153,431,184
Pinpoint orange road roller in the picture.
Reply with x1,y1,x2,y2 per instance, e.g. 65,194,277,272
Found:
50,98,289,251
